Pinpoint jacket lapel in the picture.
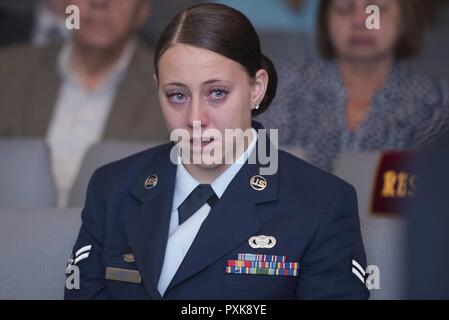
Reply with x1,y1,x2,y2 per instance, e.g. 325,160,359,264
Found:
25,44,61,137
125,144,176,299
166,156,279,293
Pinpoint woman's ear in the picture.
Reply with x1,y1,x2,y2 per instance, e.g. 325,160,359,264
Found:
251,69,269,108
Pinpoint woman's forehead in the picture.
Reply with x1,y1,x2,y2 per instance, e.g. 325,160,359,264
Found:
157,44,248,85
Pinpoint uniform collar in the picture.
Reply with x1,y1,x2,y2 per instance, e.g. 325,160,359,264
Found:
172,128,258,211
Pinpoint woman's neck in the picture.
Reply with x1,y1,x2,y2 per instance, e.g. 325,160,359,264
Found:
338,56,394,94
185,163,231,185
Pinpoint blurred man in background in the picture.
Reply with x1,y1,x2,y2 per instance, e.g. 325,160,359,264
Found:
0,0,168,207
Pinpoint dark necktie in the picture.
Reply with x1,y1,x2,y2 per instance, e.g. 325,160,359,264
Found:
178,184,218,225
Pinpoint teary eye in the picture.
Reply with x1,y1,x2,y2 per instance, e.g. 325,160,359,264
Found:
209,88,229,101
166,90,189,104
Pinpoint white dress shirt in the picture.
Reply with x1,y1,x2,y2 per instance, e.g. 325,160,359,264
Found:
157,129,258,296
46,40,136,208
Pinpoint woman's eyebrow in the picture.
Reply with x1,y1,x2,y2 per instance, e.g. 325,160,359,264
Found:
162,79,232,89
163,82,188,89
202,79,232,86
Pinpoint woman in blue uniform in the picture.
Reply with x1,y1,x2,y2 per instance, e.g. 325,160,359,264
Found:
65,3,369,300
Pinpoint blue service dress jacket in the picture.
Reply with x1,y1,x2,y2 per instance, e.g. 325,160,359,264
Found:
64,136,369,300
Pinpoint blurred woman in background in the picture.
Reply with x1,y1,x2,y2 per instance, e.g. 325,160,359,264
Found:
259,0,449,171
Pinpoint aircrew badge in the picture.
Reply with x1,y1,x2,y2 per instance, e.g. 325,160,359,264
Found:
249,235,276,249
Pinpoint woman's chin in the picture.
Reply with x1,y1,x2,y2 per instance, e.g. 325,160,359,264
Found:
192,160,226,171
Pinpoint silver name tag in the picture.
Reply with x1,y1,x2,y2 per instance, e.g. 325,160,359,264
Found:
105,267,142,284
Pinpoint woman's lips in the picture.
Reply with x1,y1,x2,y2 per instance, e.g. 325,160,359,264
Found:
349,36,376,46
190,138,215,148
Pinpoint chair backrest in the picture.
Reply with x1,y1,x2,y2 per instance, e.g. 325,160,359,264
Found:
68,141,160,207
0,138,56,207
0,208,82,299
333,152,406,300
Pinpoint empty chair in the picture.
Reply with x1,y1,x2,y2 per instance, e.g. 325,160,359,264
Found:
68,141,160,207
333,152,406,300
0,208,82,299
0,138,56,207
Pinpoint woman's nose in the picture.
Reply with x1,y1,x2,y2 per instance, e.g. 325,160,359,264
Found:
188,98,209,128
351,4,369,29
